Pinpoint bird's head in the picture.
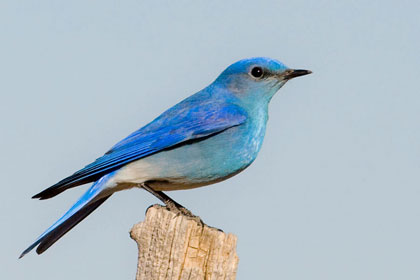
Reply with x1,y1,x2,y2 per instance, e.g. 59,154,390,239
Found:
214,57,311,104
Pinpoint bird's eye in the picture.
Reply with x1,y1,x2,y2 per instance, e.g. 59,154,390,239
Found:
250,66,264,79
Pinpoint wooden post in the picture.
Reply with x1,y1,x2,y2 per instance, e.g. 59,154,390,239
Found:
130,205,239,280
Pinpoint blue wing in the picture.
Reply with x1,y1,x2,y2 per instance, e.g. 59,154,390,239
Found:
33,99,247,199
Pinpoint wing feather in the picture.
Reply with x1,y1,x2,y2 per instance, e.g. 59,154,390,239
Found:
33,101,247,199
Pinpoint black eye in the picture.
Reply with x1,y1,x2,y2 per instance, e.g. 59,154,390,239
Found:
250,66,264,78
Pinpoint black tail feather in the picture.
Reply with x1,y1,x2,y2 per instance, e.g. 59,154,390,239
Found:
36,195,111,255
19,195,111,258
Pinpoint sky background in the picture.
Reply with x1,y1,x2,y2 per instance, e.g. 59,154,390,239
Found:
1,1,420,279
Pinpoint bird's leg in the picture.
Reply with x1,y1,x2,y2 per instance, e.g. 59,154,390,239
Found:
140,183,203,224
141,183,185,210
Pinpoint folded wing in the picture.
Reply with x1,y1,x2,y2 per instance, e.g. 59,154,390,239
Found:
33,100,247,199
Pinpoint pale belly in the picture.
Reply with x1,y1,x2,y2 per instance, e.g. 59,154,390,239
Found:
110,122,266,191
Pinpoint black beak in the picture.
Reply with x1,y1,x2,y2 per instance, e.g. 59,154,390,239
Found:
282,69,312,80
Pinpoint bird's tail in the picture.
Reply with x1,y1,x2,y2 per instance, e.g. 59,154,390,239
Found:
19,174,113,258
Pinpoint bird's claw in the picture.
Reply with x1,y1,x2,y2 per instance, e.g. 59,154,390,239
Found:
165,202,204,225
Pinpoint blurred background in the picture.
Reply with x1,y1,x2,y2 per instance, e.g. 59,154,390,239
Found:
1,1,419,279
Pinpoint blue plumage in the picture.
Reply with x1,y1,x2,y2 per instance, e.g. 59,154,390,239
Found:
21,57,311,257
33,100,247,199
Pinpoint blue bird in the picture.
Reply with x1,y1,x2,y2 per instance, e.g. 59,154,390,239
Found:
20,57,311,258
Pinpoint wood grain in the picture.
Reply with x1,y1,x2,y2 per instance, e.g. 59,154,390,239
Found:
130,205,239,280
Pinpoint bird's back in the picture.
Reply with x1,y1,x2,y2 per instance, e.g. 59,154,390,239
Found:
111,86,270,191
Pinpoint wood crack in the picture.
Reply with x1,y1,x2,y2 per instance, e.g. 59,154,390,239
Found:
130,205,239,280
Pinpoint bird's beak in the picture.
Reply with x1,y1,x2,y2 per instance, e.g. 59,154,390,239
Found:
280,69,312,80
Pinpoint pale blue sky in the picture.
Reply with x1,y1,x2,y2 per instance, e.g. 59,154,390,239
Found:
1,1,420,279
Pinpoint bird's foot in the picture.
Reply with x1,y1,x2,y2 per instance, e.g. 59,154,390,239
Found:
165,201,204,225
139,183,205,225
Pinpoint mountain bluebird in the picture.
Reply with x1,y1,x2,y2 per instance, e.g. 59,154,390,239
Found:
20,57,311,258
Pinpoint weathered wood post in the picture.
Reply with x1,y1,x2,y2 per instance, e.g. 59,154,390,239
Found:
130,205,239,280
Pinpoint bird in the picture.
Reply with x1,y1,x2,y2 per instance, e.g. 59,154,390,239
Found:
20,57,311,258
